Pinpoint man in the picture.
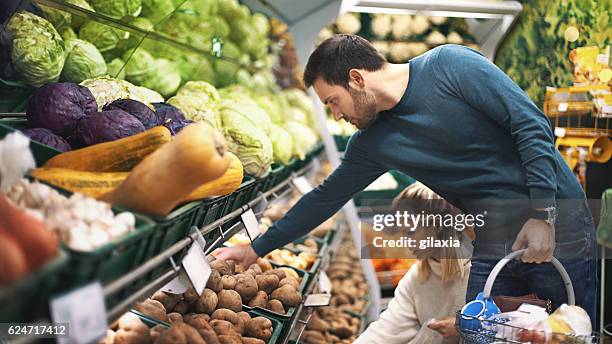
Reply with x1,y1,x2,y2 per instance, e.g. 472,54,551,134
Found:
217,35,597,324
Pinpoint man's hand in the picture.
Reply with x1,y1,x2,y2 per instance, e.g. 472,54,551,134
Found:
511,218,555,263
214,244,259,268
427,317,459,338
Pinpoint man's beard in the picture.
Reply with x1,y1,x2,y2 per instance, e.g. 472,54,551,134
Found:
348,87,377,129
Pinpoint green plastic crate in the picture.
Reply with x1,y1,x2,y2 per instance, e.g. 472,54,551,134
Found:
263,164,286,192
306,141,324,160
143,202,202,259
353,170,416,207
0,250,68,322
227,176,256,212
0,79,34,112
192,195,231,229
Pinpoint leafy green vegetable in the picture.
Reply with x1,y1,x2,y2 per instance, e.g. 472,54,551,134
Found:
167,95,220,128
220,99,271,134
39,5,72,32
284,121,318,160
79,21,129,57
269,124,293,164
66,0,94,29
177,81,220,102
62,39,107,83
107,58,126,79
141,0,175,24
7,11,65,87
88,0,142,19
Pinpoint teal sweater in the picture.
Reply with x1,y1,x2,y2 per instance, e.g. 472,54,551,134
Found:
253,45,584,256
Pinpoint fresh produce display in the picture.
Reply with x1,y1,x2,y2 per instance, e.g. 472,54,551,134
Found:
0,189,58,285
61,38,108,83
265,249,317,271
80,76,163,110
101,122,230,216
6,178,136,252
103,99,159,129
76,109,146,147
21,128,72,152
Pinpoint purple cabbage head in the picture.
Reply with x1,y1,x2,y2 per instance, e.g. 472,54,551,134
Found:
22,128,71,152
153,102,185,123
164,118,194,136
75,109,145,146
26,82,97,137
103,99,159,129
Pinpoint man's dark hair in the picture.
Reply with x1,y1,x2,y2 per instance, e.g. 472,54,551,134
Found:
303,34,386,89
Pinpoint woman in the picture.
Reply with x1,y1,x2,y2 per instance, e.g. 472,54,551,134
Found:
355,182,474,344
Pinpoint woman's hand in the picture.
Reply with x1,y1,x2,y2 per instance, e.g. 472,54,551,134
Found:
427,317,459,338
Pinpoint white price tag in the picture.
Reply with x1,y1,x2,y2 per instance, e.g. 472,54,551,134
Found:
161,270,191,294
557,103,569,112
293,176,314,194
304,294,332,307
597,54,609,64
50,282,107,344
241,208,261,241
182,241,211,296
554,127,567,138
318,271,332,294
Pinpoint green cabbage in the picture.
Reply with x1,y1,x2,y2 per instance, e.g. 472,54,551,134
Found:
125,17,154,49
284,89,315,119
177,54,216,84
214,59,239,88
167,95,220,128
88,0,142,19
269,124,293,164
220,107,273,177
138,58,181,97
66,0,94,29
131,86,164,104
60,27,78,41
40,5,72,32
62,39,107,83
251,13,270,37
7,11,65,87
220,99,271,134
284,121,318,160
254,94,283,125
80,76,162,109
79,21,129,55
107,58,126,79
177,81,220,102
141,0,175,24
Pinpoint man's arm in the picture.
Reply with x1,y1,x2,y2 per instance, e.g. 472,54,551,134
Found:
216,139,386,265
432,45,557,262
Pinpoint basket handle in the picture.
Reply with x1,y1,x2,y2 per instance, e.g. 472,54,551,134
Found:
482,249,575,305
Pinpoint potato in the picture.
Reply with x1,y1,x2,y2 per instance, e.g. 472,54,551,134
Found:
113,321,150,344
255,274,279,294
183,313,197,323
149,325,166,342
271,284,302,308
195,288,218,315
216,289,243,313
264,269,286,281
255,258,273,273
306,314,329,332
97,329,115,344
243,269,258,278
210,319,239,337
173,300,189,315
235,263,246,274
211,260,234,276
278,277,300,290
133,299,169,323
218,335,242,344
265,300,285,314
156,325,187,344
247,291,268,308
176,323,207,344
248,264,262,275
183,287,199,305
241,337,265,344
187,314,212,332
330,324,354,339
245,317,273,342
221,275,237,290
237,311,251,325
214,309,245,335
301,330,327,344
235,275,258,302
279,267,299,280
198,329,221,344
152,290,181,311
168,312,184,324
117,312,142,329
207,270,224,293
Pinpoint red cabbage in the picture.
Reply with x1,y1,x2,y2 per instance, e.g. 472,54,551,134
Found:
153,102,185,123
164,118,194,135
103,99,159,129
22,128,71,152
75,109,145,146
26,82,97,137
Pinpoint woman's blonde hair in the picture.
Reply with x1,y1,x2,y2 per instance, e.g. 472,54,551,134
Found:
392,182,473,284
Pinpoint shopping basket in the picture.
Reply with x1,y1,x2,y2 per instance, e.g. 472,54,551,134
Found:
457,249,599,344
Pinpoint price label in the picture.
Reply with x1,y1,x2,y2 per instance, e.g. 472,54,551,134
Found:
293,176,314,194
318,271,332,294
557,103,569,112
597,53,609,65
241,208,261,241
554,127,567,138
304,294,331,307
161,270,191,294
211,36,223,58
182,241,211,296
50,282,107,344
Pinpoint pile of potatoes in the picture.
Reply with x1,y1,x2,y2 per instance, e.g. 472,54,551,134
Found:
300,307,361,344
99,308,274,344
326,238,369,315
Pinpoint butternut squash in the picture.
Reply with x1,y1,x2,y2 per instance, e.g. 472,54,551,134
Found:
30,168,128,198
100,123,229,216
31,153,243,201
183,152,243,201
43,126,172,172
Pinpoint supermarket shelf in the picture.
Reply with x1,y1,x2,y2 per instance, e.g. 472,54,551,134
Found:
104,159,320,323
